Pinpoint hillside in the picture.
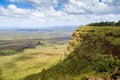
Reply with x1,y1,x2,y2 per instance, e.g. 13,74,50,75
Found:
24,26,120,80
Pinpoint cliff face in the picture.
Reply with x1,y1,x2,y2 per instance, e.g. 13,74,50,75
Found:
67,26,120,57
24,26,120,80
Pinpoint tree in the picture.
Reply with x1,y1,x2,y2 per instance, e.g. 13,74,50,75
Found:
87,21,119,26
116,20,120,26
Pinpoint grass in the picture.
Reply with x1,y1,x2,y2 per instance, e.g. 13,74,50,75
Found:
0,44,67,80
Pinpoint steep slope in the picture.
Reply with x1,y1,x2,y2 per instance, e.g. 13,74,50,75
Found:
68,26,120,57
23,26,120,80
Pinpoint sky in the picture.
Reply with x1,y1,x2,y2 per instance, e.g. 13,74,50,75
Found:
0,0,120,28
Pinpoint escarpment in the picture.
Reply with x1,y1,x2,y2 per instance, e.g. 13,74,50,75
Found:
67,26,120,57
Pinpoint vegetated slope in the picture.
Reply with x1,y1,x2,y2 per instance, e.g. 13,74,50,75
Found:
24,26,120,80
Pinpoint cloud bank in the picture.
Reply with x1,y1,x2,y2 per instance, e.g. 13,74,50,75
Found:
0,0,120,28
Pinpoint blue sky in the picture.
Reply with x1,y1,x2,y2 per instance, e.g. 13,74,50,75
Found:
0,0,34,9
0,0,120,28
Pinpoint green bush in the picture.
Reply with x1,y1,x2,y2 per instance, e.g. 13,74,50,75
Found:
91,54,120,72
81,76,88,80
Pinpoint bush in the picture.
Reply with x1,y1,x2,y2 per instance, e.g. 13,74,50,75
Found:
90,54,120,79
81,76,88,80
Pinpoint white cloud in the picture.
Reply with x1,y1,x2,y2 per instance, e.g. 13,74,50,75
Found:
0,0,120,28
7,5,27,15
31,11,44,18
0,4,29,17
30,10,45,22
8,0,120,14
61,0,89,14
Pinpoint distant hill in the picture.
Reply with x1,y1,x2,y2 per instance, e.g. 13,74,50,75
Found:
23,26,120,80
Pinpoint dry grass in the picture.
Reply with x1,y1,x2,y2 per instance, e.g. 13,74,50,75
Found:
0,44,67,80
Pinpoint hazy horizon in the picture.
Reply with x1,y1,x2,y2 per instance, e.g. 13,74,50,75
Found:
0,25,79,29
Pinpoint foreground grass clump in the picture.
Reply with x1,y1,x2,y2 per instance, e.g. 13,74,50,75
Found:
24,26,120,80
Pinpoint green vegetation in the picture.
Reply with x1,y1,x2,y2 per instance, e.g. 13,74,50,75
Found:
91,54,120,79
24,26,120,80
87,20,120,26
